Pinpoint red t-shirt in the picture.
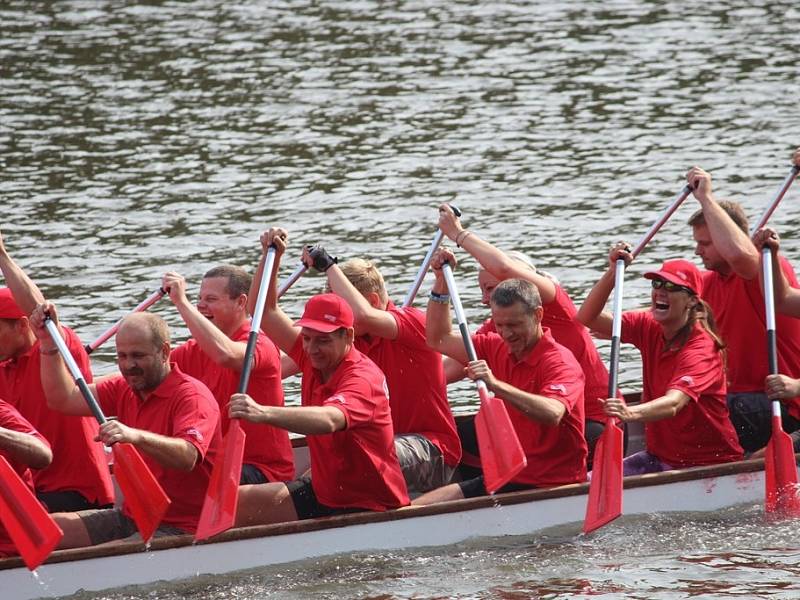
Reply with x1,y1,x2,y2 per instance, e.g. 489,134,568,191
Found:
621,311,743,467
472,328,587,487
95,366,221,533
477,285,612,422
288,337,409,511
171,324,294,482
0,327,114,506
702,258,800,419
354,302,461,467
0,399,50,557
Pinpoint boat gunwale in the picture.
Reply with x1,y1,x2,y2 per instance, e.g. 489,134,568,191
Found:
0,455,768,571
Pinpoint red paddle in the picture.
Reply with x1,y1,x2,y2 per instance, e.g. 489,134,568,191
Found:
0,456,62,570
44,318,170,542
85,287,166,354
441,262,526,493
762,246,800,516
584,184,693,534
195,246,278,541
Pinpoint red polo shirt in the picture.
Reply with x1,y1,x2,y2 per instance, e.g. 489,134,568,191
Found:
354,302,461,467
476,285,612,422
621,310,743,467
472,328,587,487
171,324,294,482
0,399,50,557
702,258,800,418
0,327,114,506
95,366,221,533
288,337,409,511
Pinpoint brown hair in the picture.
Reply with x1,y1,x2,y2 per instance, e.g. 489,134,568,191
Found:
687,200,749,234
667,298,727,367
203,265,252,299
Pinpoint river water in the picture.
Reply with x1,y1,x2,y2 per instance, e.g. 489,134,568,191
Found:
2,0,800,598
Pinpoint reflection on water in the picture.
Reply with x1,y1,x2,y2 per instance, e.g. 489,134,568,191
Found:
3,0,800,597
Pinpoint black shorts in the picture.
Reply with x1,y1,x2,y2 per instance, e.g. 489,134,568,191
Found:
286,476,368,520
458,476,533,499
37,490,113,513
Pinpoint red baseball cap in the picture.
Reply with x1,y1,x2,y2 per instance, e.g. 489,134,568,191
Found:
644,259,703,297
0,288,25,319
295,293,354,333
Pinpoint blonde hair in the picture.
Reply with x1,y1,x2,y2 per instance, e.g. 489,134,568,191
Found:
339,258,388,302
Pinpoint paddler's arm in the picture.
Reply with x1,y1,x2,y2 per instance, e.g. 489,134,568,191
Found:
466,359,566,425
686,166,759,279
96,420,199,471
29,302,96,417
425,248,469,364
602,389,690,423
576,242,631,337
229,393,346,435
753,227,800,318
0,228,46,316
0,426,52,470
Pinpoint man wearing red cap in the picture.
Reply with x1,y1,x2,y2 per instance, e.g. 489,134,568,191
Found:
300,246,460,497
579,248,742,475
0,232,114,511
686,160,800,454
0,399,52,557
231,229,408,526
162,265,294,485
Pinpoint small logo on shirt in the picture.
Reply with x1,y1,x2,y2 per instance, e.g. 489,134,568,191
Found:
679,375,695,386
185,428,204,442
329,394,346,404
324,314,337,322
549,384,567,395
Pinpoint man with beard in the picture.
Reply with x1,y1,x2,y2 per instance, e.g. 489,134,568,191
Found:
30,306,220,548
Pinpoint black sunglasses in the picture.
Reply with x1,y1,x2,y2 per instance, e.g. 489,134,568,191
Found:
651,279,693,294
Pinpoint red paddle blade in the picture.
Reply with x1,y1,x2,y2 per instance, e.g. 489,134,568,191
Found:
764,417,800,516
195,425,245,541
112,443,171,542
583,421,624,533
0,456,63,570
475,391,527,494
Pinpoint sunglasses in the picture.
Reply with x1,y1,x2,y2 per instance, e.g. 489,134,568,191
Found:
651,279,693,294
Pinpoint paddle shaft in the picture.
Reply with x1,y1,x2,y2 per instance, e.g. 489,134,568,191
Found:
763,247,780,382
238,247,276,393
277,263,307,299
45,318,108,425
607,260,626,398
402,205,461,308
85,288,166,354
630,185,692,259
441,262,490,395
751,165,800,235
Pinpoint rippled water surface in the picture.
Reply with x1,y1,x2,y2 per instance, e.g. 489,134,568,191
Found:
3,0,800,597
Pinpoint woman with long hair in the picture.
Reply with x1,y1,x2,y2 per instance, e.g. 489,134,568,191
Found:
577,243,743,475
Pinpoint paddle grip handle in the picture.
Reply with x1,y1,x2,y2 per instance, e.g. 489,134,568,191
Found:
85,287,167,354
631,185,692,258
44,318,108,425
277,263,307,299
751,165,800,235
401,204,462,308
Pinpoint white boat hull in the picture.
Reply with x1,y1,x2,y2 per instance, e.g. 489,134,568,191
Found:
0,460,775,600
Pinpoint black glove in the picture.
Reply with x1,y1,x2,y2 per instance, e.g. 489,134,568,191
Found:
306,244,338,272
